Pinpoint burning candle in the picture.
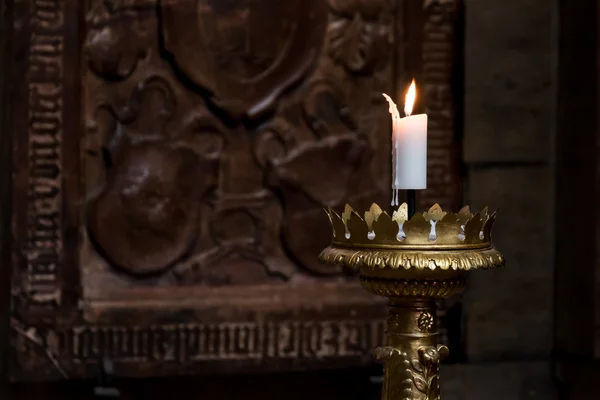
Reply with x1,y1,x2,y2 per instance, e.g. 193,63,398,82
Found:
383,80,428,206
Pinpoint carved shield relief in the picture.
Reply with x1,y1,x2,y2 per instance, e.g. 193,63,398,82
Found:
162,0,329,118
8,0,462,380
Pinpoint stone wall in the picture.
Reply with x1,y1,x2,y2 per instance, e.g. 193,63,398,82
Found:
444,0,559,398
0,0,11,396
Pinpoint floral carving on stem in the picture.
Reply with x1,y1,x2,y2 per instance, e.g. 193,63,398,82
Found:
410,345,450,400
375,345,449,400
374,347,413,399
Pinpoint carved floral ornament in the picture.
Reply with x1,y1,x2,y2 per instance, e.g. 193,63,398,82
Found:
417,312,435,332
374,344,449,400
328,0,392,73
84,0,153,81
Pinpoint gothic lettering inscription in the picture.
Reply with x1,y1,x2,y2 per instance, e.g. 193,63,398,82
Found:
26,0,65,310
65,320,386,363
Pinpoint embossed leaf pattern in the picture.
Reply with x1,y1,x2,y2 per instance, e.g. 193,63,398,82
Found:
428,376,441,400
411,359,425,373
373,346,399,361
383,351,414,400
392,346,446,399
413,375,428,393
327,0,391,73
401,388,413,400
360,275,467,299
321,246,504,272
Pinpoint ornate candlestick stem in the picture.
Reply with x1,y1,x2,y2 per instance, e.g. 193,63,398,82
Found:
375,299,449,400
320,203,503,400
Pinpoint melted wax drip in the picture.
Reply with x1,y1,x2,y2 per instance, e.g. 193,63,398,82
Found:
391,189,400,207
397,222,406,241
382,93,401,207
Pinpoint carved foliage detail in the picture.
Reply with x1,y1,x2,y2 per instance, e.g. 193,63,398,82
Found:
375,345,449,400
257,79,379,275
328,0,392,73
411,345,449,400
85,0,155,80
374,347,413,399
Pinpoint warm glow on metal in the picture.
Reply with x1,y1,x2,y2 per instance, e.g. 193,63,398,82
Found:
404,79,416,117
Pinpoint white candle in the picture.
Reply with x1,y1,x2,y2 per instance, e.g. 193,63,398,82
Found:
383,80,428,206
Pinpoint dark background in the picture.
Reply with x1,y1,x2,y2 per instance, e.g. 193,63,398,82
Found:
1,0,599,399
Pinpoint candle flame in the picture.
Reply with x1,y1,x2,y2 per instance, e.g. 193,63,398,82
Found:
382,93,400,120
404,79,416,117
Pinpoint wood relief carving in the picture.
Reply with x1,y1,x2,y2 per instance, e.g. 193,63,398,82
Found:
81,0,392,287
162,0,330,119
88,141,203,275
8,0,462,380
52,319,385,363
328,0,391,73
85,0,153,81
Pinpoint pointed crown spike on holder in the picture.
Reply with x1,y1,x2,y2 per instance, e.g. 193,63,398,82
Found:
392,202,408,224
424,203,446,221
364,203,383,232
324,202,498,249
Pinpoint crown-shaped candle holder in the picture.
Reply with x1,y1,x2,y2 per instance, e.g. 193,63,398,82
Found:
319,203,504,400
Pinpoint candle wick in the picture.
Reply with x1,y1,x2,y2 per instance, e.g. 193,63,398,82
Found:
407,190,416,219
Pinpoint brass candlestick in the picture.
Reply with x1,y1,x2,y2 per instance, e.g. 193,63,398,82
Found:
319,203,504,400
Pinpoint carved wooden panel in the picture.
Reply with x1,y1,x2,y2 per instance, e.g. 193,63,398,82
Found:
7,0,462,381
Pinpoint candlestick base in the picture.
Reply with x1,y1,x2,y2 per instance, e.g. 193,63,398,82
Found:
319,203,504,400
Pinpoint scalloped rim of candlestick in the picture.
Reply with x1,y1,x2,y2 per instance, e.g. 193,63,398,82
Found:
319,202,505,271
326,203,497,249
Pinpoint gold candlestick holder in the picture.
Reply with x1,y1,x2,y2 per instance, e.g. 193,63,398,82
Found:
319,203,504,400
